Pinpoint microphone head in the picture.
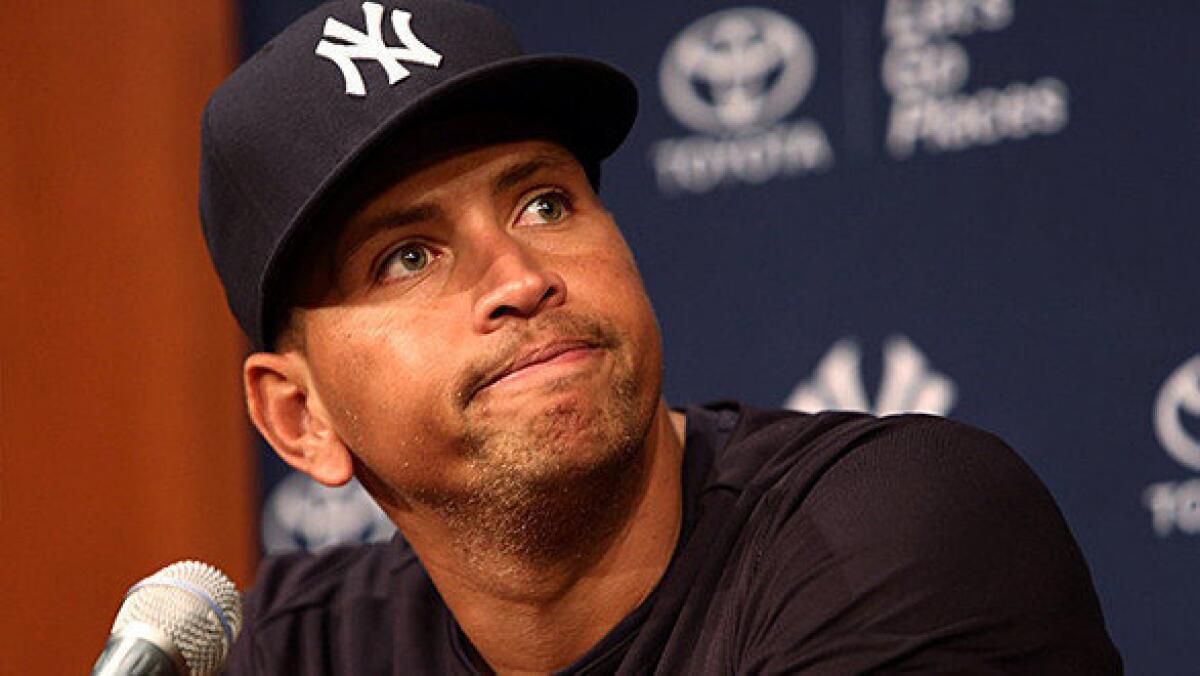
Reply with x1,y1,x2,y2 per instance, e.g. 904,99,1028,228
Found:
110,560,243,675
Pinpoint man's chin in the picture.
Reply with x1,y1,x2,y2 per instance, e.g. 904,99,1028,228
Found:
469,394,617,464
462,374,646,473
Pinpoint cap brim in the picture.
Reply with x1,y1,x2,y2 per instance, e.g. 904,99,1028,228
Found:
257,55,638,349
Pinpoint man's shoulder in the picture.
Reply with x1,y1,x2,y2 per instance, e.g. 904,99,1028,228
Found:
757,409,1046,521
674,405,1121,672
707,405,1072,569
710,403,1025,500
728,402,1009,456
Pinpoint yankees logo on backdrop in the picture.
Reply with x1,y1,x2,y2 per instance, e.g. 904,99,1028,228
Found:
316,1,443,97
786,335,956,416
262,473,395,553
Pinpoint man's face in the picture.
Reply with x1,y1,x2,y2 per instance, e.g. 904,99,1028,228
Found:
293,139,663,517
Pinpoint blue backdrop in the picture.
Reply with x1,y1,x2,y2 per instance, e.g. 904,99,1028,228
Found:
240,2,1200,672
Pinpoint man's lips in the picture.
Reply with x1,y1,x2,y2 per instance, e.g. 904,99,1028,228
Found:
475,339,599,396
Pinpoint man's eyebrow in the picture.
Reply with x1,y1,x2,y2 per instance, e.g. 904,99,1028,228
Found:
338,203,440,262
336,152,575,263
492,154,576,196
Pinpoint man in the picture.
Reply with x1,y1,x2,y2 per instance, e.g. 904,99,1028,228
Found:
200,0,1121,672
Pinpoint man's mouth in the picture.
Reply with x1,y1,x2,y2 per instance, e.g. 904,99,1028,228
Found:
473,338,601,398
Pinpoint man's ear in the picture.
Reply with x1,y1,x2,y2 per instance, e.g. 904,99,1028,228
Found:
243,351,354,487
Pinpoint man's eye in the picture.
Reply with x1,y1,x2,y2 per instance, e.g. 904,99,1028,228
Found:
519,192,571,225
378,242,432,281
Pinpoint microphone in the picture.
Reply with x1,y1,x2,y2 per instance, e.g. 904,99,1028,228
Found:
91,560,243,675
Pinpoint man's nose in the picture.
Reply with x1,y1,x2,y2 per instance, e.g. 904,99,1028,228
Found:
471,237,566,334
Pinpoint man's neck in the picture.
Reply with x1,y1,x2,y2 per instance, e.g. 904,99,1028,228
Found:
398,402,686,674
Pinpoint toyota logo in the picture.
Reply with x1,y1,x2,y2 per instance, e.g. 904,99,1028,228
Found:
660,7,816,136
1156,355,1200,472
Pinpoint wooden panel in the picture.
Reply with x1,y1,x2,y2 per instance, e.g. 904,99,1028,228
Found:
0,1,254,671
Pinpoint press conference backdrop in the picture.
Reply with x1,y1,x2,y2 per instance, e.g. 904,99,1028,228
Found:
241,1,1198,671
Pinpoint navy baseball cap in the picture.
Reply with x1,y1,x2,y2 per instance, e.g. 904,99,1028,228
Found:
199,0,637,350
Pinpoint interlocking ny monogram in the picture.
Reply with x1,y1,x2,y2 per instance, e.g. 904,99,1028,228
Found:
315,2,443,97
785,336,957,417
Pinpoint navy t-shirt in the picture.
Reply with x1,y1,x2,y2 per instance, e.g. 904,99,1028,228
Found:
224,403,1121,674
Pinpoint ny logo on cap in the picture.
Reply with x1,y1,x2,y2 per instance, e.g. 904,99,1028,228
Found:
315,2,443,97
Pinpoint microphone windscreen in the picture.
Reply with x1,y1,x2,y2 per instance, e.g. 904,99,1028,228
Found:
110,560,242,674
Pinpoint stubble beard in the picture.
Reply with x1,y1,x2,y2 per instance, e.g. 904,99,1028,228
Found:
419,337,658,576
